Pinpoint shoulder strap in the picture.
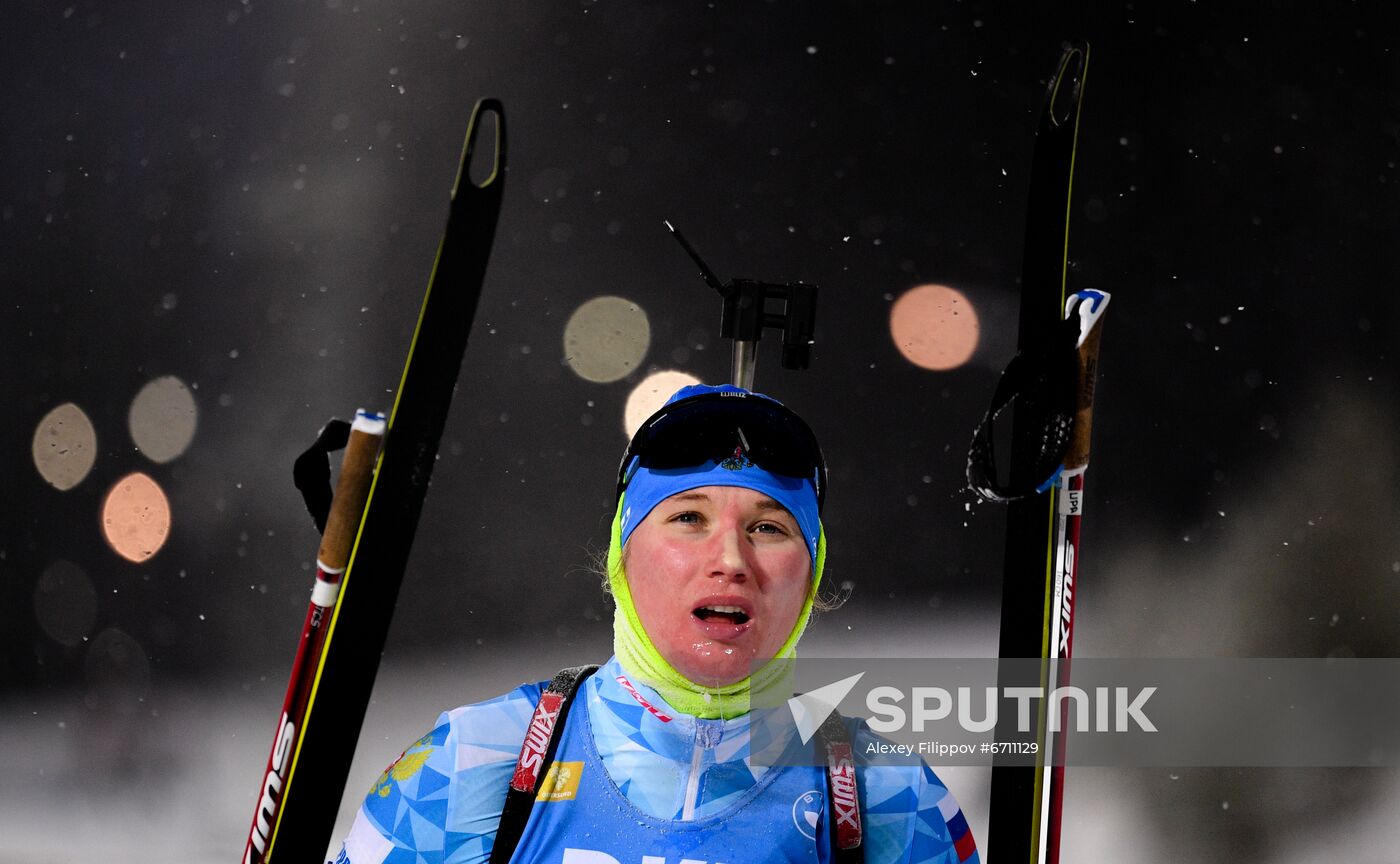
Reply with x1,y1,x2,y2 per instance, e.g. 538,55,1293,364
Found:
493,668,863,864
816,711,864,863
489,664,599,864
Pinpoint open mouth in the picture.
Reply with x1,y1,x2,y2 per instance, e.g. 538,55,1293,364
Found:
693,605,751,625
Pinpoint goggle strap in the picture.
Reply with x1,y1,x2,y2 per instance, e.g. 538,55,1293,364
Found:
620,455,641,490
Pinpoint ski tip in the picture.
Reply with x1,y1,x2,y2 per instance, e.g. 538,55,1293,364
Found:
1046,42,1089,129
456,99,507,193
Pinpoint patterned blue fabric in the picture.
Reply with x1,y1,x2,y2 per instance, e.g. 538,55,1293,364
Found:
333,657,979,864
507,683,830,863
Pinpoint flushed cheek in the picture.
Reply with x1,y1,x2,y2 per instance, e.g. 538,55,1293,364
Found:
626,563,697,636
760,559,812,641
631,540,694,581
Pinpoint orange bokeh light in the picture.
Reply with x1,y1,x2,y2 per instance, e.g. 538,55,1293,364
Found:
889,284,980,371
101,472,172,562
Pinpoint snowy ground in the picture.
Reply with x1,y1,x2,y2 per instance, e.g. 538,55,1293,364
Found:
3,613,1397,863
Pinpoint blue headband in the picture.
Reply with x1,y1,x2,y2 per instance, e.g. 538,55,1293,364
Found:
618,458,822,562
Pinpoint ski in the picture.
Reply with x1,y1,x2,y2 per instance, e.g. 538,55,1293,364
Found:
963,41,1105,864
249,98,507,864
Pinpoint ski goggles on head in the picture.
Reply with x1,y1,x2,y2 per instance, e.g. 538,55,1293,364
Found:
615,385,827,512
615,385,826,560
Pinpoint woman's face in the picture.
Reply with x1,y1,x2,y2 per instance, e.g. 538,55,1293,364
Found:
624,484,813,688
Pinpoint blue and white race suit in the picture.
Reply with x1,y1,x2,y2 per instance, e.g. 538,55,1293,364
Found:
333,657,978,864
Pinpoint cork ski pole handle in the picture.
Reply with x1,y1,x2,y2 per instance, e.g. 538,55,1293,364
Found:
316,411,385,573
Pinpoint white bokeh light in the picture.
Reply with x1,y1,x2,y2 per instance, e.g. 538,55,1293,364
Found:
564,296,652,383
32,402,98,490
623,370,702,438
128,375,198,463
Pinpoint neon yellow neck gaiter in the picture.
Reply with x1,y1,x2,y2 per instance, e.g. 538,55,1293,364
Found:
606,497,827,720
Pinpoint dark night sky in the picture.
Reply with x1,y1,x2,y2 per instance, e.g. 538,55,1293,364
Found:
2,2,1398,859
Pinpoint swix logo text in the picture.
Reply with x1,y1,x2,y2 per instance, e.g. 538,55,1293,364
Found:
244,712,296,864
1058,545,1075,657
827,745,861,845
512,692,564,791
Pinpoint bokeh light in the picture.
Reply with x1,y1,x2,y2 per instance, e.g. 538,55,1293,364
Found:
564,296,651,383
33,559,98,646
889,283,980,370
32,402,97,490
128,375,198,463
83,628,151,710
623,370,702,437
101,471,171,562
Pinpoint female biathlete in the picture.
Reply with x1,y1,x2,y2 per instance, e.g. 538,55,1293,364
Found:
332,384,979,864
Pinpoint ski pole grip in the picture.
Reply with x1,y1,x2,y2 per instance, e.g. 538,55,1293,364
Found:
317,410,386,571
1064,314,1107,472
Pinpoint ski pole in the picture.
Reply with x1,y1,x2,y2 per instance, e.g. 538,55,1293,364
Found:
1040,291,1109,864
243,410,385,864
